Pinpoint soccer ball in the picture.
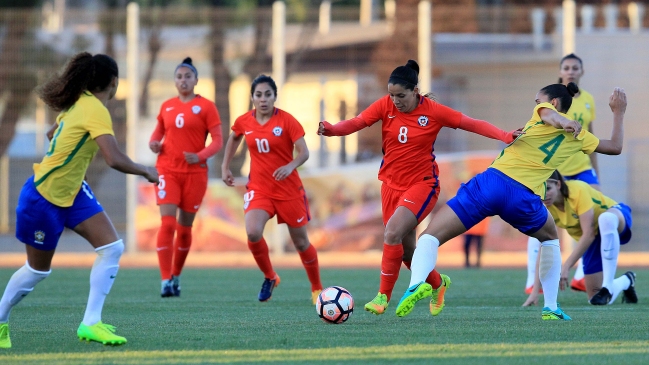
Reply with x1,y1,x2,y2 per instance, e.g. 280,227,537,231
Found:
315,286,354,324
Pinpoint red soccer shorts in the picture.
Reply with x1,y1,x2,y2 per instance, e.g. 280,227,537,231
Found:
381,180,440,226
243,188,311,228
155,170,208,213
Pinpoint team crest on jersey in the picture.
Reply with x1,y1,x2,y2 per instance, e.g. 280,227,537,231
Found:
192,105,201,114
572,213,579,219
158,190,166,199
585,103,591,110
34,231,45,244
418,116,429,127
273,127,283,136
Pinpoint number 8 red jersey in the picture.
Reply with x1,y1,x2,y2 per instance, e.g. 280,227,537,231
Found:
359,95,462,190
155,95,221,173
232,108,305,200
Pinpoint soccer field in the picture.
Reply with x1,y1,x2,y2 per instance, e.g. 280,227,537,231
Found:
0,268,647,364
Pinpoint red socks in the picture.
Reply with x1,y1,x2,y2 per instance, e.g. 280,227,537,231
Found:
171,224,192,277
298,245,323,291
403,260,442,289
379,243,404,301
156,216,176,280
248,238,276,279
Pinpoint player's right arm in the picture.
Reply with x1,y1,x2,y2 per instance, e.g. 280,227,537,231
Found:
318,97,384,136
149,108,166,153
221,131,244,187
96,134,158,183
537,107,582,137
594,87,626,155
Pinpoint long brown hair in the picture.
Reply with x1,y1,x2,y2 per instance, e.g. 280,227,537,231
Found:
37,52,118,112
549,170,570,199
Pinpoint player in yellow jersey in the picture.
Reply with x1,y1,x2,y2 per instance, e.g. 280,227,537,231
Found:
526,54,598,294
395,83,626,321
0,52,158,349
523,171,636,307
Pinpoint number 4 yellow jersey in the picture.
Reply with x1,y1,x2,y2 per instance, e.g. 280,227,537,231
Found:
558,89,597,176
491,102,599,198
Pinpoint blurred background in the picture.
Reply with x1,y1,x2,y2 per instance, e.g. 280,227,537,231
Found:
1,0,648,262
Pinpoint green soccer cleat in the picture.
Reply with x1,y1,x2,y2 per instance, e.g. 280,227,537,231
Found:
364,293,389,315
0,323,11,349
77,321,127,345
395,282,433,317
430,274,451,316
541,305,572,321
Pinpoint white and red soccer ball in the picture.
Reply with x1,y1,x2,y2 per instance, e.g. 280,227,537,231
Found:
315,286,354,324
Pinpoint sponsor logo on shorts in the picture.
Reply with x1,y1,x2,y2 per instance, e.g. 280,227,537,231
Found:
273,127,283,136
34,230,45,244
192,105,201,114
194,205,200,209
418,116,429,127
404,199,415,204
158,190,166,199
297,216,305,223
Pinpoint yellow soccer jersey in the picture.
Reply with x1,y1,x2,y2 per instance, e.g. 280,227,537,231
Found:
558,89,597,176
548,180,617,240
33,92,115,207
491,102,599,197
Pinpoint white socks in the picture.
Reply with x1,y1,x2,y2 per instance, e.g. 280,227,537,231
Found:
0,262,50,323
538,239,561,311
408,234,439,287
608,275,631,304
598,212,620,291
526,237,540,288
82,240,124,326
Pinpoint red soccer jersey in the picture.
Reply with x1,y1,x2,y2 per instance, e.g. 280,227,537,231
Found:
359,95,462,190
232,108,305,200
155,95,221,172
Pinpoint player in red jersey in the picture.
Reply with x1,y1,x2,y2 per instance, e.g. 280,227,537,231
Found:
221,74,323,304
149,57,222,297
319,60,519,316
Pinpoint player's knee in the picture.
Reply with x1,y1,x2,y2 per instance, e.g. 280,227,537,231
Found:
247,230,264,243
598,212,619,234
96,239,124,260
383,228,403,245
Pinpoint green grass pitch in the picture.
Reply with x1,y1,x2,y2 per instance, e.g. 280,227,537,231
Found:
0,267,647,364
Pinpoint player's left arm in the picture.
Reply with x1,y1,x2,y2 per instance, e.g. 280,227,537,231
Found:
273,137,308,181
187,124,223,164
538,107,582,138
559,209,596,290
587,123,600,177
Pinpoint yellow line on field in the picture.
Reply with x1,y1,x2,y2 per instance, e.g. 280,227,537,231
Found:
1,341,648,364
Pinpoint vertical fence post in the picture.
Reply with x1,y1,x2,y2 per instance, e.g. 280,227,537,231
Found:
562,0,576,55
531,8,546,51
629,2,645,35
319,0,331,35
418,0,432,94
272,1,286,96
604,4,619,33
581,5,595,34
126,2,139,253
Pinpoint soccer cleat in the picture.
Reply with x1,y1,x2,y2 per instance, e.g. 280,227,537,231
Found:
589,287,612,305
622,271,638,304
258,274,281,302
364,293,389,315
312,289,322,305
541,305,572,321
570,277,586,292
77,322,127,345
171,275,181,297
524,286,543,295
161,279,173,298
430,274,451,316
0,323,11,349
395,281,433,317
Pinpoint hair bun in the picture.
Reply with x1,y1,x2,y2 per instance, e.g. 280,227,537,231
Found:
566,82,579,97
405,59,419,74
182,57,193,65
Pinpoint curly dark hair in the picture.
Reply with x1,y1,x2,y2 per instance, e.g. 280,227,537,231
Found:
37,52,118,111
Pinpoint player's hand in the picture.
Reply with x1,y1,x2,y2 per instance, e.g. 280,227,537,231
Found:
511,127,525,138
143,166,159,184
562,120,582,138
273,165,294,181
609,87,627,115
46,123,59,141
149,140,162,153
184,152,200,164
222,169,235,186
522,293,539,307
318,121,332,136
559,266,570,291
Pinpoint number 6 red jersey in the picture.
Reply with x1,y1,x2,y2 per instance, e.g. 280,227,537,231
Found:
359,95,462,190
232,108,305,200
155,95,221,173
